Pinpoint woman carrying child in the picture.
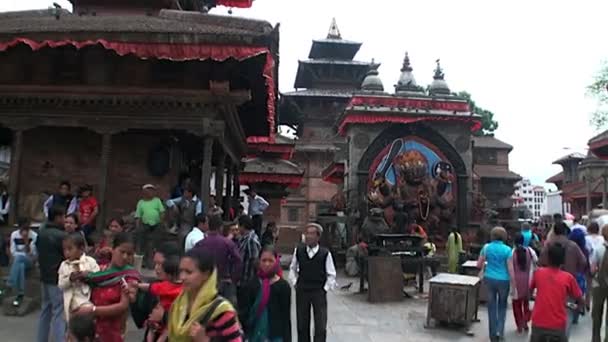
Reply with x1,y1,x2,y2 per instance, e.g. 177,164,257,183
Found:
95,218,125,269
72,232,141,342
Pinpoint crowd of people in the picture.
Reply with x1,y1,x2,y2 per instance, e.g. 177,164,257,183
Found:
0,179,340,342
9,178,608,342
476,214,608,342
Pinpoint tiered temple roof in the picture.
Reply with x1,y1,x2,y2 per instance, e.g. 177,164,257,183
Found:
293,18,378,90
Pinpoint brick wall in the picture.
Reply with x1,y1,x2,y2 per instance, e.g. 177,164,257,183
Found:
19,128,179,222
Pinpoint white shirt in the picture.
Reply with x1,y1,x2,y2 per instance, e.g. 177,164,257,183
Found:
591,241,607,288
248,195,269,216
288,244,337,292
10,229,37,258
571,223,587,234
587,234,605,255
184,227,205,252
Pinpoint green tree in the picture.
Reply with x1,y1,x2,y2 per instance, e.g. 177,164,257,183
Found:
457,91,499,136
587,62,608,129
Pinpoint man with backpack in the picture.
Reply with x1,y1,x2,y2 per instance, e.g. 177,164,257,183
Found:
590,225,608,342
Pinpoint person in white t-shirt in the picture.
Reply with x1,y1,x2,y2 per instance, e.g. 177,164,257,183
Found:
6,218,38,306
184,214,207,252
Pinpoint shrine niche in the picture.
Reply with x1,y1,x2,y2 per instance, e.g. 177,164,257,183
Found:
367,136,456,236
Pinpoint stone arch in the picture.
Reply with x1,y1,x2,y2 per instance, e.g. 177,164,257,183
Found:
356,122,469,228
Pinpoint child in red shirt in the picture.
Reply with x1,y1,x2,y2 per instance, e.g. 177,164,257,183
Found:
78,184,99,239
137,256,182,341
530,243,584,342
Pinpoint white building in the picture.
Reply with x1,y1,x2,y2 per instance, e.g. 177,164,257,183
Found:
513,178,546,220
544,190,569,217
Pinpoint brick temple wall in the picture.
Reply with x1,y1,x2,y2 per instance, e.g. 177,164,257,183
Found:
18,127,178,222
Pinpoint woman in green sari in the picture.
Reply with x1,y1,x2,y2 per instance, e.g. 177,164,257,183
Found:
447,226,463,273
169,249,243,342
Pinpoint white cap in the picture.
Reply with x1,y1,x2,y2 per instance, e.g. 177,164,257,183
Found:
142,184,156,190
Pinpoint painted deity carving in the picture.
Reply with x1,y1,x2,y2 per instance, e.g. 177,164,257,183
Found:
367,138,456,237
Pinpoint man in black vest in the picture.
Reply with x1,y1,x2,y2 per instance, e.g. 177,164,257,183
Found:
288,223,337,342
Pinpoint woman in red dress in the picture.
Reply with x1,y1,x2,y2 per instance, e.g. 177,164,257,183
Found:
73,232,140,342
95,218,125,270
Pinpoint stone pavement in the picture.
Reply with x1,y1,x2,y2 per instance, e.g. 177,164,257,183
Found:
0,276,593,341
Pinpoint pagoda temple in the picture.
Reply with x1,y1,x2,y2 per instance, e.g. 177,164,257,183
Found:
547,151,608,216
0,0,278,225
279,19,377,227
280,20,522,246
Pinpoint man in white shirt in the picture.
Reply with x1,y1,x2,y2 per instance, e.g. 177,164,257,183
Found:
245,189,269,237
7,218,37,306
289,223,337,342
184,214,207,253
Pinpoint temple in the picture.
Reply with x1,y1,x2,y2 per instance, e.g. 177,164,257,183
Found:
280,20,520,246
279,19,377,227
0,0,278,225
471,136,521,224
547,150,608,217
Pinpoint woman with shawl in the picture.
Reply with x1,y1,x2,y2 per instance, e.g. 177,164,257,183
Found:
169,248,243,342
569,228,590,324
447,226,463,273
507,233,538,333
72,232,141,342
239,245,291,342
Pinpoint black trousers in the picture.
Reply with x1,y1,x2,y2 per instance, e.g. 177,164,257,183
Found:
296,289,327,342
252,214,263,237
529,326,567,342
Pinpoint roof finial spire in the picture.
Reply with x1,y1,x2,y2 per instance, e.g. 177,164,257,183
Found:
327,18,342,39
401,52,413,72
429,58,451,95
433,59,445,80
395,51,423,95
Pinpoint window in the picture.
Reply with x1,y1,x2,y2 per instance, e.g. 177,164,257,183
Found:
287,207,300,223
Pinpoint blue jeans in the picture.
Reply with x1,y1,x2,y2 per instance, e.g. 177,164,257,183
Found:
36,283,66,342
485,278,510,339
7,254,32,295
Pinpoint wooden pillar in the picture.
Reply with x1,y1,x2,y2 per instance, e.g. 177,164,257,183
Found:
233,164,240,210
200,136,214,208
603,173,608,209
96,132,112,228
8,129,23,225
585,173,592,214
214,150,225,209
223,160,233,220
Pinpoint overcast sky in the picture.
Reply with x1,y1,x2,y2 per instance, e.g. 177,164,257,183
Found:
4,0,608,188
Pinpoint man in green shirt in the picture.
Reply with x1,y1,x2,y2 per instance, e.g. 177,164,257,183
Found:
135,184,165,269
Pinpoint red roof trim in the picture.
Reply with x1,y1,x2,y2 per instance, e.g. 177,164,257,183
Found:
321,162,345,184
238,173,303,188
338,113,481,136
217,0,253,8
247,142,294,159
589,137,608,160
349,95,470,112
0,38,275,141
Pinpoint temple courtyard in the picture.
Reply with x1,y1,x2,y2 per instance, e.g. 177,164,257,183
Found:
0,275,593,342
